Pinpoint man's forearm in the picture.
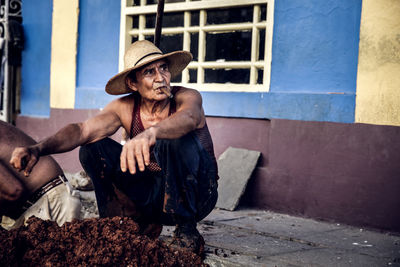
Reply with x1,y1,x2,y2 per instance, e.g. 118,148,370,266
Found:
152,109,200,140
35,123,85,156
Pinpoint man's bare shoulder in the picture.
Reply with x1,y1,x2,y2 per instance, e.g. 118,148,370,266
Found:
173,86,202,100
104,94,135,112
174,86,198,93
172,86,205,127
101,94,135,129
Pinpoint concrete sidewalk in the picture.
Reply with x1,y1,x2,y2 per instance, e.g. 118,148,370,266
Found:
162,208,400,267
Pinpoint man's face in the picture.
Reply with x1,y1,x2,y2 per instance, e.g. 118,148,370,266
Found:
131,59,171,101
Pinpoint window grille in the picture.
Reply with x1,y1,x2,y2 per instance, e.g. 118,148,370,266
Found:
120,0,274,92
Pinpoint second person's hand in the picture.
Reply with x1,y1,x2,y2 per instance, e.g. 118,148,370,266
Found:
9,146,40,177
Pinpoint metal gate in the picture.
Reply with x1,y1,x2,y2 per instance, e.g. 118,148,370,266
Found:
0,0,22,123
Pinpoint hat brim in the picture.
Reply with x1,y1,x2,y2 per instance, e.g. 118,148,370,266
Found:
105,50,193,95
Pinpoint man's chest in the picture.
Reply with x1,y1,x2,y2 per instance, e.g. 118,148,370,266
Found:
140,109,170,129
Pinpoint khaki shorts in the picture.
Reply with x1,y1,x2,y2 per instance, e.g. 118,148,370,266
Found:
1,181,82,230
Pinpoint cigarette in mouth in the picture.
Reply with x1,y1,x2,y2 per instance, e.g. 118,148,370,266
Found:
160,87,173,98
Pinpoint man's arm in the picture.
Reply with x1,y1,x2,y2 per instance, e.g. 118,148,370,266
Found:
153,87,205,139
120,87,204,174
10,102,123,176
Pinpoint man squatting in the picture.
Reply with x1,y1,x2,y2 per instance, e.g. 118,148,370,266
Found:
10,40,219,253
0,120,81,230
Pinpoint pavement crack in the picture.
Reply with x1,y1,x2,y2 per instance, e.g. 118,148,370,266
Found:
203,217,247,223
201,220,327,248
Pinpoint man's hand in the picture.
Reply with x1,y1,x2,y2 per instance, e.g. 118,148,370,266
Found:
120,127,157,174
10,146,40,177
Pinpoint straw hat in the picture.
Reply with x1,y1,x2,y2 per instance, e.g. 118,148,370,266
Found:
105,40,193,95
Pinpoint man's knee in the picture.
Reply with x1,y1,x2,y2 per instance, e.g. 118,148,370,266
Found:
155,133,200,157
79,139,107,164
2,183,24,202
0,163,25,202
79,143,93,166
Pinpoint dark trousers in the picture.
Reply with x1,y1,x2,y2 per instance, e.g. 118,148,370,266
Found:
79,132,218,226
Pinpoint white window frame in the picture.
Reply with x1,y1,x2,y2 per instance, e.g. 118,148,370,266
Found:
119,0,274,92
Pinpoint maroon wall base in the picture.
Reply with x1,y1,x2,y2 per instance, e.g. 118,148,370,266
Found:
16,109,400,232
243,119,400,233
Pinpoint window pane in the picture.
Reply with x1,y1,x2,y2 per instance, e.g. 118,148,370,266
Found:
191,11,199,26
260,5,267,21
146,12,183,28
206,31,252,61
133,0,140,6
190,33,199,61
145,35,154,43
131,16,139,28
189,69,197,83
144,34,183,53
207,6,253,25
171,73,182,83
131,36,139,44
257,69,263,84
205,69,250,84
146,0,185,4
164,12,184,27
259,29,265,61
146,14,156,28
159,34,183,53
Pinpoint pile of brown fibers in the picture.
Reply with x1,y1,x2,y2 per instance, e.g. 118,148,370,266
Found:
0,216,206,267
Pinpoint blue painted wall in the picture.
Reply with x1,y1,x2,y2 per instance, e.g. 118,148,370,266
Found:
75,0,121,108
21,0,53,117
20,0,362,123
202,92,355,123
270,0,362,94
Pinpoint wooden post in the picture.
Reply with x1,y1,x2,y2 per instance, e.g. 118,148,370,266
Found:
154,0,165,48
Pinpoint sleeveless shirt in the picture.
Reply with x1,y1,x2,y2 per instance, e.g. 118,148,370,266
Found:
129,86,218,174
